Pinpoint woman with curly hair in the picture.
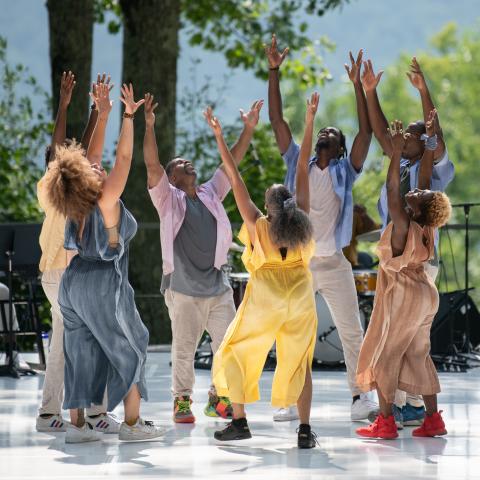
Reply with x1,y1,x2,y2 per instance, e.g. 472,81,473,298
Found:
356,110,451,440
204,94,320,449
45,82,164,443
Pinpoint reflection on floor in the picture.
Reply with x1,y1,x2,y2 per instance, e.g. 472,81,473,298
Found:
1,352,479,479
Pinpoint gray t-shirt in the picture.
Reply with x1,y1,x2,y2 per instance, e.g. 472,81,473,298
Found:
161,196,230,297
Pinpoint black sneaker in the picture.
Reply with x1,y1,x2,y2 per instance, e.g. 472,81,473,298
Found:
297,424,318,449
214,418,252,441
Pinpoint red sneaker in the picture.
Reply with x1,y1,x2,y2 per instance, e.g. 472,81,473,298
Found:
174,396,196,424
412,411,447,437
356,413,398,439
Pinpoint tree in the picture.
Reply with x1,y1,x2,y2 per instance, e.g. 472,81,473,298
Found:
47,0,94,140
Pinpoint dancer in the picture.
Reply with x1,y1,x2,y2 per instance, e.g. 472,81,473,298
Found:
356,113,451,439
266,34,378,421
36,72,118,434
46,82,163,443
362,57,454,427
144,93,263,423
208,95,318,449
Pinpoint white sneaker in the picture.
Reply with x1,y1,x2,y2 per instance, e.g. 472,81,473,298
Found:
36,414,68,432
273,406,299,422
86,413,121,434
65,422,102,443
118,418,166,441
351,393,380,421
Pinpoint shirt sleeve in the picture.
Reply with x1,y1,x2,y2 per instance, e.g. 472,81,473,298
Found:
432,148,455,191
341,155,363,183
202,168,231,202
282,139,300,192
148,173,173,215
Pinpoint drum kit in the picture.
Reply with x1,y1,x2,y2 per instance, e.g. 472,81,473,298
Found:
225,230,382,367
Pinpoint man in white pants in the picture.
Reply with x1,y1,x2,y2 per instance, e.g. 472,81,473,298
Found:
266,35,379,422
363,57,454,427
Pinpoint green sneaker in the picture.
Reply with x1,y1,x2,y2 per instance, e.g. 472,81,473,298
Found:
174,396,195,424
204,393,233,419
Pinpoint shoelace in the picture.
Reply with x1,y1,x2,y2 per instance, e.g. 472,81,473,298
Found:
176,400,192,414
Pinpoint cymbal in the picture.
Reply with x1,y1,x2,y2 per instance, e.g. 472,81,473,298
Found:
356,229,381,243
230,242,245,253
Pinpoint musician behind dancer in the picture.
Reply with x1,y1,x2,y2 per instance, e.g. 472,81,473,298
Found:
144,93,264,423
362,56,454,428
266,34,379,422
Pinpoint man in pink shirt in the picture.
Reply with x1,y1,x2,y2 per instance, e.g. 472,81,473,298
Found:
143,93,263,423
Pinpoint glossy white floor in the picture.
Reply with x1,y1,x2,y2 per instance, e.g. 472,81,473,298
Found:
1,352,479,480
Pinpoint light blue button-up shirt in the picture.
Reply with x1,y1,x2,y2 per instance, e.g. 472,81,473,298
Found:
283,139,363,252
377,149,455,240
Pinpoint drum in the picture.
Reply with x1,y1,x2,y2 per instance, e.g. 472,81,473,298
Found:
228,272,250,307
313,292,367,365
354,269,377,296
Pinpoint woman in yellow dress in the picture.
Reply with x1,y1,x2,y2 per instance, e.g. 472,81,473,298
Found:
204,93,320,448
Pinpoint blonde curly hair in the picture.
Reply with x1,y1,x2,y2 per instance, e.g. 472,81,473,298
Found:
423,191,452,228
45,142,102,223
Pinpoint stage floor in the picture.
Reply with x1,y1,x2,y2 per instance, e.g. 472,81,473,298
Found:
1,352,479,479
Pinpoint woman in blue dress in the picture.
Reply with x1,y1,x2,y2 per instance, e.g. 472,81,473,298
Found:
45,83,164,443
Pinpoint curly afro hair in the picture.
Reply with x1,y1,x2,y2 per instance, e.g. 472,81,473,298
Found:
422,191,452,228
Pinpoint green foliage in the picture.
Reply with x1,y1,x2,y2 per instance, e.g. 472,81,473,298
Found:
0,37,52,222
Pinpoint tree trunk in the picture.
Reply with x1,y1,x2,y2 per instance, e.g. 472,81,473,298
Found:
120,0,180,343
47,0,94,139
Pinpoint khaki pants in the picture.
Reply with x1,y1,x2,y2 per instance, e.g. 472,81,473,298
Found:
394,263,439,408
39,269,106,415
165,288,236,398
310,252,364,396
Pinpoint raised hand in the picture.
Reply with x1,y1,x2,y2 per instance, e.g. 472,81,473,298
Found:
306,92,319,123
59,71,76,108
406,57,427,91
425,108,438,137
203,106,222,137
361,59,384,92
388,120,405,153
144,93,158,127
89,82,113,117
264,33,289,69
239,100,264,130
96,72,114,91
345,50,363,84
120,83,145,115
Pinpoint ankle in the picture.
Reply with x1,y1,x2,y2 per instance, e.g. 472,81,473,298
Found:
298,423,311,434
125,416,138,426
232,417,248,427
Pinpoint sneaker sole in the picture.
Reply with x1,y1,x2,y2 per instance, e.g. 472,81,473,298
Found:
274,416,299,422
357,432,399,439
119,431,165,441
36,426,67,433
174,416,196,424
65,434,102,443
413,428,447,437
214,433,252,441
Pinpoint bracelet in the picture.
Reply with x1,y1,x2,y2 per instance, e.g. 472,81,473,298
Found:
421,133,438,151
90,103,96,111
123,112,134,119
269,66,279,71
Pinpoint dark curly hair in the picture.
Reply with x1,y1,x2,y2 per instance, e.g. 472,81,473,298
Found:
266,184,313,249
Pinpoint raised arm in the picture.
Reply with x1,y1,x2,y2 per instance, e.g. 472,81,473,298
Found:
80,73,114,151
361,60,392,157
296,92,319,214
99,83,145,210
86,82,112,166
407,57,445,160
142,93,164,188
345,50,372,171
204,107,261,242
265,34,292,154
417,109,437,190
386,120,410,255
48,71,75,163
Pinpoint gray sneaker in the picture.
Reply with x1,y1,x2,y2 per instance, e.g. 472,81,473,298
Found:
65,422,102,443
118,418,166,441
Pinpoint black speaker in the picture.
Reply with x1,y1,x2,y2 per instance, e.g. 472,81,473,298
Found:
431,290,480,354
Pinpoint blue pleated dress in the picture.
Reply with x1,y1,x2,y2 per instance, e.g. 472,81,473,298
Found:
59,201,149,411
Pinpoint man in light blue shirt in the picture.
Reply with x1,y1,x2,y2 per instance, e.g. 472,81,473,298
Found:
266,34,378,422
362,57,455,427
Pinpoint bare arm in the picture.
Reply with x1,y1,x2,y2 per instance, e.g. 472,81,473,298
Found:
142,93,164,188
99,83,145,211
345,50,372,171
265,34,292,154
361,60,392,157
417,109,437,190
407,57,445,160
49,71,75,163
386,120,410,255
205,107,261,243
296,93,319,214
226,100,264,168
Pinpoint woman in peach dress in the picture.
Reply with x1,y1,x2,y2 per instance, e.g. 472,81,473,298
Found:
356,111,451,439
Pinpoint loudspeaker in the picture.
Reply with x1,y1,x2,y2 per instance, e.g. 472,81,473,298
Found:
431,290,480,354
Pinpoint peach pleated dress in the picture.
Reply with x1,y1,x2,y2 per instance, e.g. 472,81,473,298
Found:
356,221,440,403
